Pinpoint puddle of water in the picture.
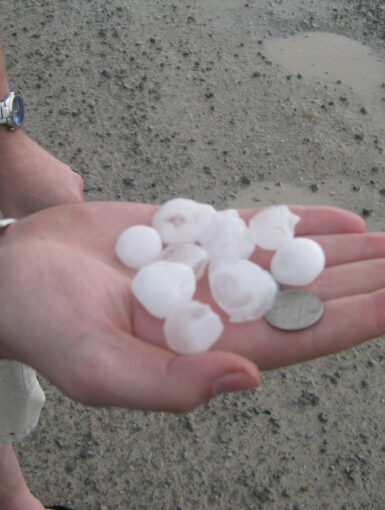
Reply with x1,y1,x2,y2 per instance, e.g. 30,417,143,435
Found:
265,32,385,129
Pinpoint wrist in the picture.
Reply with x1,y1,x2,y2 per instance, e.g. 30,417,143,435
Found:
0,129,26,174
0,126,23,153
0,82,10,103
0,87,11,139
0,218,20,360
0,128,26,188
0,122,24,147
0,90,24,135
0,235,11,359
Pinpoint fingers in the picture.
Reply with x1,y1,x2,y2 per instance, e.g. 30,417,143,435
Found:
288,232,385,300
305,258,385,301
249,231,385,271
225,288,385,372
63,332,260,412
312,232,385,267
72,171,85,201
242,207,373,270
291,206,366,235
321,286,385,345
290,288,385,367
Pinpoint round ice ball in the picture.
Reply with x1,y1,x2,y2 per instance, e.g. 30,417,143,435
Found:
161,243,209,280
152,198,216,245
115,225,162,270
132,261,196,319
217,208,240,219
199,212,255,262
270,237,325,286
249,205,300,250
208,259,278,322
164,301,224,354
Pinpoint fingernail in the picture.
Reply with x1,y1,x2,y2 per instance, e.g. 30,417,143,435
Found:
213,372,258,396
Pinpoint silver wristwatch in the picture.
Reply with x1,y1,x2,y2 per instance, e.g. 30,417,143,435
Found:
0,92,25,130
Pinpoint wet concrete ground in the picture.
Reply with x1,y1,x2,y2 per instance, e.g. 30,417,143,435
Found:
1,0,384,508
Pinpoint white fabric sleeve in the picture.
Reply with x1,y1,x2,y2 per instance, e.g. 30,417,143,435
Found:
0,361,45,445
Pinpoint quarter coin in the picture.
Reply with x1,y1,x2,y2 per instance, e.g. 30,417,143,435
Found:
264,289,323,331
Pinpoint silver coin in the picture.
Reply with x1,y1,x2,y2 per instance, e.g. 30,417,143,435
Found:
264,289,323,331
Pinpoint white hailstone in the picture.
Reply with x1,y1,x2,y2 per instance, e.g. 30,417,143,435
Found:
271,237,325,286
151,198,216,245
115,225,162,270
217,209,240,218
249,205,300,250
132,261,196,318
164,301,224,354
199,212,255,262
161,244,209,280
209,259,278,322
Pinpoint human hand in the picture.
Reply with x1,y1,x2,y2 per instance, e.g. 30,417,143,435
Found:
0,202,383,412
0,202,259,412
215,207,385,370
0,130,83,218
127,203,385,371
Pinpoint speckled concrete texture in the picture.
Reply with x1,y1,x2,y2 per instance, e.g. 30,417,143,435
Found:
1,1,384,509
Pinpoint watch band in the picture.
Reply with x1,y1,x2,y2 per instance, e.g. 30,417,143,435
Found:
0,94,12,125
0,92,24,129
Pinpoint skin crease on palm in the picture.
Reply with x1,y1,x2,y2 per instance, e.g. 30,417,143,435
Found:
0,200,385,412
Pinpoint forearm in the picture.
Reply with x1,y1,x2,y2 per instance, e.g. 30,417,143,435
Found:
0,38,83,217
0,226,14,360
0,38,21,156
0,39,9,99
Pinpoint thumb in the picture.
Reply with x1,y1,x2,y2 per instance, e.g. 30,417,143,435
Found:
61,333,260,413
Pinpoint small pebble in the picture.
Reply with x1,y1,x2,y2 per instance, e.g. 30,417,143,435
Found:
65,462,76,473
101,69,113,78
310,183,319,192
299,390,320,406
184,415,195,431
151,457,163,469
318,412,329,423
270,417,281,428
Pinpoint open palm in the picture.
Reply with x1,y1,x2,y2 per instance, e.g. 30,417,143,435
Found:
0,201,384,412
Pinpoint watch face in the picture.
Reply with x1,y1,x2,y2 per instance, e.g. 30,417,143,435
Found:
12,95,25,127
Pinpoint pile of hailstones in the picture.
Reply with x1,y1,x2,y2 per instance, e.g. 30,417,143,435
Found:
115,198,325,354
